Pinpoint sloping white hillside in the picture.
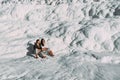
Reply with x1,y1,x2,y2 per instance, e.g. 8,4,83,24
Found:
0,0,120,80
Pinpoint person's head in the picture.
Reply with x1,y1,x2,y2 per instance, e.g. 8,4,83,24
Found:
36,39,40,44
41,38,45,46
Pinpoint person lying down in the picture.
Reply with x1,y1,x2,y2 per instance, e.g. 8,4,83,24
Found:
34,38,54,58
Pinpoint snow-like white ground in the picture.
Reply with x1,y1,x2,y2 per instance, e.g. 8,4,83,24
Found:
0,0,120,80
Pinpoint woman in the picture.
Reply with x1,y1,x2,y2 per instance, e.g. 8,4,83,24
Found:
34,38,54,58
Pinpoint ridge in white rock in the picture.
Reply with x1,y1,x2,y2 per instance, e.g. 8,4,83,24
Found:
0,0,120,80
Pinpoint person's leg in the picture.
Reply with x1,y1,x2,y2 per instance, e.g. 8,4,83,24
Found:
35,49,46,58
48,50,54,56
35,49,40,58
35,49,38,58
39,52,46,58
42,48,54,57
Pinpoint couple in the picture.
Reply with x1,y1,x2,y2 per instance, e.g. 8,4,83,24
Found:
34,38,54,58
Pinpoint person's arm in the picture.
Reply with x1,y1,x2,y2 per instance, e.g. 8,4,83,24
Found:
35,49,42,58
